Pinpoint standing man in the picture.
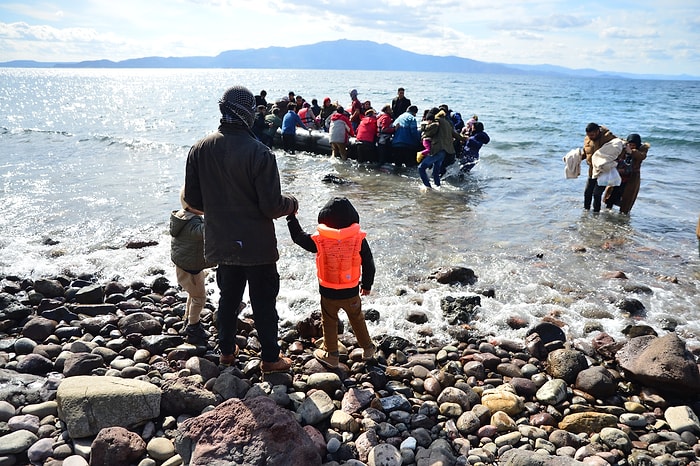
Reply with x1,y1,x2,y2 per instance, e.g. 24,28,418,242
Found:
349,89,362,132
391,105,421,167
582,122,616,212
184,85,298,372
391,87,411,118
281,102,309,154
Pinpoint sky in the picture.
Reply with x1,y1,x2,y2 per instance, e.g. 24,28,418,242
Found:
1,0,699,76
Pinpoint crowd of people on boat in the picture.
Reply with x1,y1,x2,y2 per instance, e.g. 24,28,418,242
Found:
251,87,490,189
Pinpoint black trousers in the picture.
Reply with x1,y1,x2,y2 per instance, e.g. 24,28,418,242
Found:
282,133,296,153
584,177,605,212
216,264,281,362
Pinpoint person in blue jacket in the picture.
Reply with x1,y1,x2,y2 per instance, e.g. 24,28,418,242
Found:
391,105,421,167
281,102,309,154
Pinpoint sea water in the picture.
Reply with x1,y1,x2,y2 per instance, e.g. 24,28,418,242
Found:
1,68,699,348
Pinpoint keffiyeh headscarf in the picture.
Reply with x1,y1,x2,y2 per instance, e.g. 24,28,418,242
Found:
219,85,256,128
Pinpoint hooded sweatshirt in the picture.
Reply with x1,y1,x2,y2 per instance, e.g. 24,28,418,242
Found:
287,197,375,299
329,112,354,144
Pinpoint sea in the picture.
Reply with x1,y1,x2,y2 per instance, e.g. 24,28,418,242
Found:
1,68,699,350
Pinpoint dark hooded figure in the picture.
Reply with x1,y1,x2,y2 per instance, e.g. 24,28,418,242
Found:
286,196,376,369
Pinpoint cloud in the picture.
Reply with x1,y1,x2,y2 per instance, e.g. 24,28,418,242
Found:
506,30,544,41
0,21,101,42
600,27,659,39
495,14,590,32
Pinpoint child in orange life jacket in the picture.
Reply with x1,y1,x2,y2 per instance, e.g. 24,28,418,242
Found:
286,197,376,368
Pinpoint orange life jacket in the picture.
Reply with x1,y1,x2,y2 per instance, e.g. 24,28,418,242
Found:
311,223,366,289
298,107,315,126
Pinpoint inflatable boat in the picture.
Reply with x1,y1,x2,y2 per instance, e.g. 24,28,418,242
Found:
273,128,358,158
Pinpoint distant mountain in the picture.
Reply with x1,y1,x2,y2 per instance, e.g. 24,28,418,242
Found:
1,40,696,81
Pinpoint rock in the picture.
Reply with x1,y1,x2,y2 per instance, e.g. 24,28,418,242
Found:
0,401,14,421
342,387,375,414
16,353,54,375
436,386,475,411
440,295,481,325
598,427,632,454
21,317,57,342
298,390,335,425
62,352,104,377
0,429,39,455
330,410,359,434
146,437,176,461
535,379,568,405
56,376,161,438
664,405,700,435
160,376,218,416
481,385,524,416
184,356,220,382
118,312,163,336
615,333,700,394
621,324,658,338
0,369,54,406
558,412,618,434
140,335,184,354
616,298,646,317
367,443,402,466
74,284,105,304
90,426,147,465
175,397,321,466
306,372,343,394
8,413,40,434
574,366,617,398
406,310,429,324
212,372,251,400
431,267,478,285
500,449,585,465
546,349,588,384
591,332,623,361
32,279,65,298
40,304,79,323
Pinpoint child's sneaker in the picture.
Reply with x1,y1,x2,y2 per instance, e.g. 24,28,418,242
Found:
184,322,210,344
416,151,425,163
313,349,339,368
362,345,376,361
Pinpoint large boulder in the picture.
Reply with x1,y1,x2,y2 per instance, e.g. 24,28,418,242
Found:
56,376,161,438
615,333,700,395
175,396,321,466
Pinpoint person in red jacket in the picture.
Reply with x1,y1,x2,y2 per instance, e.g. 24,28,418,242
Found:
286,197,376,368
355,108,378,163
376,104,395,165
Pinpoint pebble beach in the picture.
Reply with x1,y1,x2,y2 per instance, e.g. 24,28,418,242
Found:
1,269,700,466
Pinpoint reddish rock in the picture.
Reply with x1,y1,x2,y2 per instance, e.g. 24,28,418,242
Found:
175,396,321,466
90,426,146,466
616,333,700,395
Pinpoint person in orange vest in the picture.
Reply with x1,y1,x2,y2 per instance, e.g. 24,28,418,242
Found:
286,197,376,368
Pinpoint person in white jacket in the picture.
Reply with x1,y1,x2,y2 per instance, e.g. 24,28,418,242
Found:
328,105,355,160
